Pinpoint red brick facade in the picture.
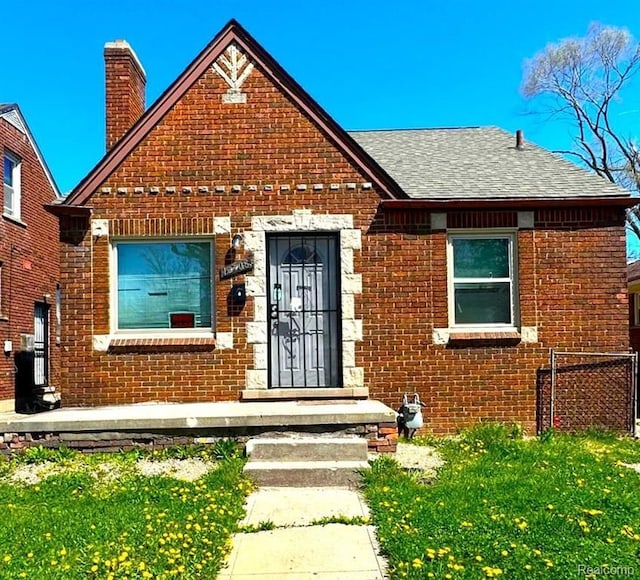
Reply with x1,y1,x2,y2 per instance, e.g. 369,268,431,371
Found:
0,109,60,409
56,23,630,434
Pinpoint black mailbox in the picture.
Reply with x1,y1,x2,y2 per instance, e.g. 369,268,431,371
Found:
232,283,246,306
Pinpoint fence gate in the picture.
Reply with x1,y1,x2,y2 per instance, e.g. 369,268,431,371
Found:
538,350,637,434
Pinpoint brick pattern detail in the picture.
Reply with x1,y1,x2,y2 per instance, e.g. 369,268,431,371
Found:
58,47,630,435
366,422,399,453
110,217,215,237
0,116,60,404
371,209,430,233
447,211,518,229
535,208,624,229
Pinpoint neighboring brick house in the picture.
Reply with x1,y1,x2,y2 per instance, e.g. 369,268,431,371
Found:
0,104,61,413
50,20,633,434
628,261,640,352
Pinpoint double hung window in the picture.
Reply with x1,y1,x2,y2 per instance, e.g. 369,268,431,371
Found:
448,233,517,328
3,151,21,220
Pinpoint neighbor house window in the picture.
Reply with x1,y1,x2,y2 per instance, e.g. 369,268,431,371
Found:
633,293,640,327
55,284,61,344
3,151,21,220
448,233,518,327
114,240,213,331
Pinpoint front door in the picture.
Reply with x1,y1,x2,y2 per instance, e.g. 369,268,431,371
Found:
34,302,49,387
268,234,341,388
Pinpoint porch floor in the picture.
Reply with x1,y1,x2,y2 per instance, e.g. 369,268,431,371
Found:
0,400,396,434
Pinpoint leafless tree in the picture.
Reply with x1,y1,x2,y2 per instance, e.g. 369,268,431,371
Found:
521,23,640,244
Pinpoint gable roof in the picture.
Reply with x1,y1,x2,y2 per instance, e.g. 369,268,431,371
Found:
63,19,406,207
349,127,630,200
0,104,62,199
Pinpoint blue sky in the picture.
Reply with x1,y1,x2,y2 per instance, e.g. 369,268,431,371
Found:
3,0,640,196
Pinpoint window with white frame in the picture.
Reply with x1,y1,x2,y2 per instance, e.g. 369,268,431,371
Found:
113,240,213,332
448,232,518,328
3,151,21,220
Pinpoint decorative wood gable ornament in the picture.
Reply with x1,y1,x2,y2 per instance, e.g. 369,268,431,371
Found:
212,43,254,103
0,108,27,134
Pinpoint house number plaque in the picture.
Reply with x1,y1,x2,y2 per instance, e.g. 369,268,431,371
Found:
219,259,254,280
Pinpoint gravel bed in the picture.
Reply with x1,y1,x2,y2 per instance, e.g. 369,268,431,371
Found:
394,443,445,476
3,457,216,485
136,458,215,481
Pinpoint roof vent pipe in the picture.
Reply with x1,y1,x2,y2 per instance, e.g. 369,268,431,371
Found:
516,129,524,150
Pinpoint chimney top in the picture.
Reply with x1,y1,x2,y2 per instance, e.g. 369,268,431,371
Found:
515,129,524,151
104,39,147,150
104,40,146,78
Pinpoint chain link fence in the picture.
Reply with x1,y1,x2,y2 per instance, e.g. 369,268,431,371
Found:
537,350,637,434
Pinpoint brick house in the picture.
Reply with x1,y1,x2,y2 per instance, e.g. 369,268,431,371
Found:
50,20,633,434
628,261,640,353
0,104,61,413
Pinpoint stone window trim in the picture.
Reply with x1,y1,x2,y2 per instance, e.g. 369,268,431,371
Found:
91,217,235,352
92,332,233,352
434,222,538,346
432,326,538,346
447,228,520,331
109,237,215,337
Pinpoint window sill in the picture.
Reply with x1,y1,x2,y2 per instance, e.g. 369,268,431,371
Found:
2,213,26,227
108,336,216,353
447,331,521,346
433,327,529,346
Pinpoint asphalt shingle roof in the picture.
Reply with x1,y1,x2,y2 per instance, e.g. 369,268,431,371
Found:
348,126,629,199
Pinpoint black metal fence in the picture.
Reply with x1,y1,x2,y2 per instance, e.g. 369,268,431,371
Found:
537,351,637,434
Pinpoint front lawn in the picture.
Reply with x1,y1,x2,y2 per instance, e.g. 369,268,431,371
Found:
363,426,640,579
0,444,252,579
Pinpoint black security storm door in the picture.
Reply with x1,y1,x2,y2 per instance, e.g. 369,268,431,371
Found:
267,234,341,388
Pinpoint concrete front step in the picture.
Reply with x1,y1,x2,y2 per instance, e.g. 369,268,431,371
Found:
246,437,368,462
244,436,370,486
244,460,370,487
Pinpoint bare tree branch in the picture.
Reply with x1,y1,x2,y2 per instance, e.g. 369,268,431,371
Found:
522,23,640,253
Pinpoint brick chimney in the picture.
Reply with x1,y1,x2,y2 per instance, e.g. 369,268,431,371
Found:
104,40,146,150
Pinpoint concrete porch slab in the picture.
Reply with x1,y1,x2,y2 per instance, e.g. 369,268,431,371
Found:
0,400,396,434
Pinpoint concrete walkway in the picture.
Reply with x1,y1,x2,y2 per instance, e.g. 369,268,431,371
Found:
218,487,387,579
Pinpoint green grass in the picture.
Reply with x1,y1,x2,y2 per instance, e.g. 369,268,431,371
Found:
0,445,252,579
363,425,640,579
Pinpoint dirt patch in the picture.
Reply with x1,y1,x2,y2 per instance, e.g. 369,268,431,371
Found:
3,457,216,485
136,458,215,481
623,463,640,474
9,463,62,485
394,443,445,477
